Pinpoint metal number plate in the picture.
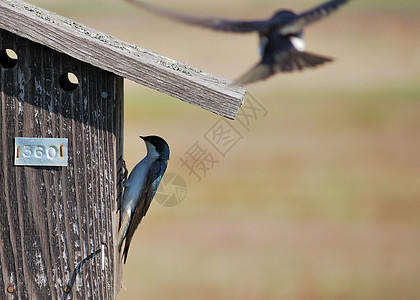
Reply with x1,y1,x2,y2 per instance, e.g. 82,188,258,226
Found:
15,137,68,166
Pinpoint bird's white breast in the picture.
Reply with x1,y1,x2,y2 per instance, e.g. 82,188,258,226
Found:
123,158,153,206
290,36,305,51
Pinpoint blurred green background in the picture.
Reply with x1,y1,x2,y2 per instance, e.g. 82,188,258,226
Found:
30,0,420,299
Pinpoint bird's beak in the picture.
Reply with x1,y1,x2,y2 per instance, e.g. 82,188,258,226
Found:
139,136,145,140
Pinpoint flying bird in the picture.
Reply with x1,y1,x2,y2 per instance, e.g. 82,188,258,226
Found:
118,135,170,263
124,0,350,85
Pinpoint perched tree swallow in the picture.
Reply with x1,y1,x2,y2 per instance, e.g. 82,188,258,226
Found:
118,136,170,263
124,0,350,85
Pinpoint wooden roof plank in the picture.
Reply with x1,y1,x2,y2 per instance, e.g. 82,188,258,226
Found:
0,0,246,119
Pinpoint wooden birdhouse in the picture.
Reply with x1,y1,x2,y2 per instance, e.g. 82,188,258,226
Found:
0,0,245,299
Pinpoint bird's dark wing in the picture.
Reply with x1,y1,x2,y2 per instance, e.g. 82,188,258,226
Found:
121,183,154,263
124,0,267,33
121,160,167,263
235,63,275,85
280,0,350,34
147,160,168,200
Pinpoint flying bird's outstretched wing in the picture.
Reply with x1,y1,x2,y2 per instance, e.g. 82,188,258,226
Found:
124,0,267,33
235,63,274,86
280,0,350,35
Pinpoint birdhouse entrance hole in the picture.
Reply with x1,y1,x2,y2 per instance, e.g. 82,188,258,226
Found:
0,48,18,68
59,72,79,91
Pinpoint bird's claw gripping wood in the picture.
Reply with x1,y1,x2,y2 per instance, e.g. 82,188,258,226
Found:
117,157,128,211
118,156,128,186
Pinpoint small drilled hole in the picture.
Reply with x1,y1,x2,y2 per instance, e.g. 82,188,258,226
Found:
0,48,18,68
7,285,14,294
59,72,79,91
63,285,71,294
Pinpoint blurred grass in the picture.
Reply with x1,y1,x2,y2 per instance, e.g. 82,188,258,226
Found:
27,0,420,299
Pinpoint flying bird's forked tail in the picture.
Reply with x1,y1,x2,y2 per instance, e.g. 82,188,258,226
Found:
277,51,333,72
236,51,333,85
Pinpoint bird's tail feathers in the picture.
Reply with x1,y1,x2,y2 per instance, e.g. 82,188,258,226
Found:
235,51,333,85
121,237,132,264
118,228,132,264
276,50,333,72
117,213,131,253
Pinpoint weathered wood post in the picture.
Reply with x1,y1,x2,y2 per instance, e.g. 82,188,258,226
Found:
0,0,245,299
0,27,124,300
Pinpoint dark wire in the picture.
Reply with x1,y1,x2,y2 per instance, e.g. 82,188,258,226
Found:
62,248,102,300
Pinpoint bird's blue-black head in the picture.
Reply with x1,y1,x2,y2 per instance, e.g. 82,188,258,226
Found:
140,135,170,161
270,10,297,24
